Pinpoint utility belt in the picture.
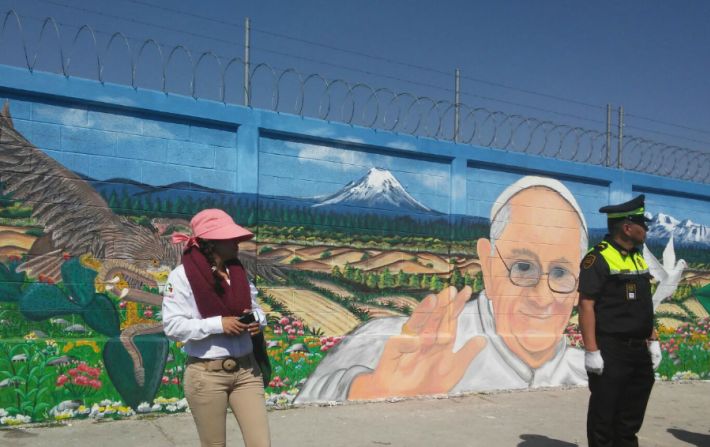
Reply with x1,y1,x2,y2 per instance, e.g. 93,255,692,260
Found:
598,334,649,348
187,353,254,372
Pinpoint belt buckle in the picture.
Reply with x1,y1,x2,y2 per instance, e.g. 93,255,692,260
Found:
221,358,238,372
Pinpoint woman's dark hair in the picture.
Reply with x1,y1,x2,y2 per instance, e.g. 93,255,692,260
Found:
197,238,225,295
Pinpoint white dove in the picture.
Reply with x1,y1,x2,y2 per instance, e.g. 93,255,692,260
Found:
643,236,688,310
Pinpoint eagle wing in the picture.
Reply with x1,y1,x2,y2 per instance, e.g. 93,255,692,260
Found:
0,103,129,278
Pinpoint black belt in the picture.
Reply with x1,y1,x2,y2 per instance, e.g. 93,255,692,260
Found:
599,334,648,347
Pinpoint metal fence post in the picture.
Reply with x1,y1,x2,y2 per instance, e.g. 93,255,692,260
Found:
617,105,624,168
244,17,251,107
454,68,460,143
606,104,612,167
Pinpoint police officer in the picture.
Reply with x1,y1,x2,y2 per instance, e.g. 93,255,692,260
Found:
578,194,663,447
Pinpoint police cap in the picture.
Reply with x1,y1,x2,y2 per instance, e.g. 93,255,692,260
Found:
599,194,652,228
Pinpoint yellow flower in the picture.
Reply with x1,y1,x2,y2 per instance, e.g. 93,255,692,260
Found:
45,339,57,348
24,332,37,341
63,342,74,353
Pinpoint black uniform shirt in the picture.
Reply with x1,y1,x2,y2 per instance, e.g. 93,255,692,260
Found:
578,236,654,339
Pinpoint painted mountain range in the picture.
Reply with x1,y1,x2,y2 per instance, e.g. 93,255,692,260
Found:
646,212,710,247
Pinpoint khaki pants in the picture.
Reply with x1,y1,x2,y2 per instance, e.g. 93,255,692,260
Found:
184,354,271,447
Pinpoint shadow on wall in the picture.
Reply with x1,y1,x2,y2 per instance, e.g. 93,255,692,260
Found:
667,428,710,447
517,434,578,447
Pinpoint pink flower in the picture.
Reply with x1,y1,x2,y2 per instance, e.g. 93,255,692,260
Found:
162,376,169,384
67,368,79,377
297,329,304,336
89,379,102,389
74,375,89,386
288,335,296,340
171,377,179,385
274,327,283,335
279,317,290,326
56,374,69,386
144,310,154,318
284,325,292,331
119,301,127,309
293,320,303,328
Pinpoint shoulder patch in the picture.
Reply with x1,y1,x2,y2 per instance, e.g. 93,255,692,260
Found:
165,282,174,296
582,254,597,270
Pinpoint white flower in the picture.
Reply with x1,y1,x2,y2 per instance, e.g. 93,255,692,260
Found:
151,404,162,412
165,404,178,413
1,414,32,425
176,398,188,410
117,407,134,417
0,409,7,417
100,399,113,406
136,402,152,413
89,404,102,418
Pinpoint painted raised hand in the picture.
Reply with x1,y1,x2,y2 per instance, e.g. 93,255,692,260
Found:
348,286,486,399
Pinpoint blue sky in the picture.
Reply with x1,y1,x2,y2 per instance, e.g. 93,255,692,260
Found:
1,0,708,226
0,0,708,152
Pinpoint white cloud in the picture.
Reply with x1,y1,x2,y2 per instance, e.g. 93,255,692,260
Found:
385,140,417,151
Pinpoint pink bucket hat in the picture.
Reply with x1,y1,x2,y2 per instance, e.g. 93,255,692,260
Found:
171,209,253,247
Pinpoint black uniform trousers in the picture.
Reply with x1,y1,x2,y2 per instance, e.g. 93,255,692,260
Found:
587,336,655,447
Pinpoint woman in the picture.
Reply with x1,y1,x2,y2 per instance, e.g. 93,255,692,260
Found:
162,209,270,447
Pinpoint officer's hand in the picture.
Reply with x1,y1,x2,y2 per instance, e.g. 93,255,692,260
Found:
585,350,604,375
648,340,662,370
348,286,486,400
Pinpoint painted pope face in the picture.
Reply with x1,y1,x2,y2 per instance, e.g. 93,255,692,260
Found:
478,187,582,368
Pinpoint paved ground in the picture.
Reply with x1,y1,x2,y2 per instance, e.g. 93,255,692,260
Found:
2,381,709,447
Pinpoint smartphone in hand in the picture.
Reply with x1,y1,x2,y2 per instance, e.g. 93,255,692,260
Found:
238,312,256,324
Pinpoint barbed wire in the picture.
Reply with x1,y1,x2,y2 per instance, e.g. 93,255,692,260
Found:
0,9,708,183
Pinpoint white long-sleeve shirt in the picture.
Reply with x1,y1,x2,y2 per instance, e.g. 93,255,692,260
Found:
161,264,267,359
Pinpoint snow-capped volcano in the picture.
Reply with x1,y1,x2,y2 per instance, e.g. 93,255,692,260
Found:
646,212,710,246
313,167,432,213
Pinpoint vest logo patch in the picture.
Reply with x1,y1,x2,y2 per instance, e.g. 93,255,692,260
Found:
582,254,596,270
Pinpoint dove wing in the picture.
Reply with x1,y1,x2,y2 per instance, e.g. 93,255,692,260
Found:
643,244,668,283
662,236,676,270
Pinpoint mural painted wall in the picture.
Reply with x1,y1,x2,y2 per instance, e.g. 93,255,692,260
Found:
0,67,709,425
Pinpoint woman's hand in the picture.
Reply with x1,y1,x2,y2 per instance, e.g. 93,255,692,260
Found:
221,316,249,335
246,322,261,336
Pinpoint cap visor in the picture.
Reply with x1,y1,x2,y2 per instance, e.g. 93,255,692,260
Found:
200,225,254,241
